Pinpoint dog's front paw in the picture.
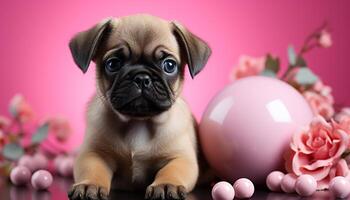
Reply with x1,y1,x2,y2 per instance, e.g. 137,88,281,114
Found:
145,184,186,200
68,183,109,200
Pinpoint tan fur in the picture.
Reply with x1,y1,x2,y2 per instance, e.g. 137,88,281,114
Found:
70,14,211,199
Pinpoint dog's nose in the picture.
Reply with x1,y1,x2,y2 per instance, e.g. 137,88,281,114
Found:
133,74,152,88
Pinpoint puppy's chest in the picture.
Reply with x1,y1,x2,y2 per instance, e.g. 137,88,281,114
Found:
123,122,153,153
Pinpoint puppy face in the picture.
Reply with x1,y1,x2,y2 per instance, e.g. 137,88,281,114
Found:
69,14,211,118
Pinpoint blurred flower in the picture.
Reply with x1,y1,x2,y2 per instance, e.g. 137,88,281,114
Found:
231,55,266,80
9,94,34,123
335,107,350,122
284,116,350,189
318,30,332,48
0,116,10,130
303,90,334,119
48,117,72,142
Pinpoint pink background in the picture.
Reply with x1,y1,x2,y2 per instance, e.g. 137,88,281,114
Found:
0,0,349,149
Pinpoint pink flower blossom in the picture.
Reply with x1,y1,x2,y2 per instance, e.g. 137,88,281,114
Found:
0,116,10,130
47,117,72,142
9,94,34,123
231,55,266,80
319,30,332,48
284,116,350,189
303,90,334,120
335,108,350,122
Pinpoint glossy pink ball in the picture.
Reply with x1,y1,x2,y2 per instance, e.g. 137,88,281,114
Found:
266,171,284,192
33,153,48,171
233,178,255,199
211,181,235,200
281,173,297,193
10,166,31,186
199,76,313,184
58,157,74,177
18,155,35,172
295,175,317,197
31,170,53,190
329,176,350,198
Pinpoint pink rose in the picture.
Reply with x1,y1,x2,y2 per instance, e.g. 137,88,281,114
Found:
0,116,10,130
303,90,334,120
319,30,332,48
9,94,34,123
285,116,350,189
231,55,266,80
336,115,350,134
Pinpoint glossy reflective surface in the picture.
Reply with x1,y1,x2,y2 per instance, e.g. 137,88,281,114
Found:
200,77,313,184
0,177,336,200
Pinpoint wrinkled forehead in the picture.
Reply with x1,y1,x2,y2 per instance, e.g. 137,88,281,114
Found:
104,17,180,61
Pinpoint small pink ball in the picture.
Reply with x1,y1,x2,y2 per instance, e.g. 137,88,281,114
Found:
32,153,48,171
266,171,284,192
233,178,255,199
53,155,65,171
281,173,297,193
329,176,350,198
10,166,31,186
295,175,317,197
31,170,53,190
18,155,35,172
58,157,74,177
211,181,235,200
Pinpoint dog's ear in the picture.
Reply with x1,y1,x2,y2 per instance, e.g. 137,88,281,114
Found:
171,21,211,78
69,19,112,73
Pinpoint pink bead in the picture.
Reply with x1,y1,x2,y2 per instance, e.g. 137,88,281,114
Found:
53,155,65,171
329,176,350,198
266,171,284,192
233,178,255,199
31,170,53,190
10,166,31,186
58,157,74,177
295,175,317,197
32,153,48,171
18,155,35,172
281,173,297,193
211,181,235,200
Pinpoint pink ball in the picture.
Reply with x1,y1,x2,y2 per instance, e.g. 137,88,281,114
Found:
281,173,297,193
233,178,255,199
58,157,74,177
199,77,313,184
10,166,31,186
266,171,284,192
31,170,53,190
53,155,65,171
32,153,48,171
211,181,235,200
18,155,35,172
329,176,350,198
295,175,317,197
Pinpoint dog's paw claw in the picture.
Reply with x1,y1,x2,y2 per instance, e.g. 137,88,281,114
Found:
145,184,187,200
68,184,109,200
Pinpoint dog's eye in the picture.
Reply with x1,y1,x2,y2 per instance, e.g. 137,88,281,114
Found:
162,59,178,75
105,57,123,73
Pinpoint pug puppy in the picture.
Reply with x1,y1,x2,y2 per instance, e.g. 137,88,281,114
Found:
68,14,211,200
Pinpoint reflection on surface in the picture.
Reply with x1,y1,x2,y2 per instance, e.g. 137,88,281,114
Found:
266,99,292,123
209,96,234,124
0,176,337,200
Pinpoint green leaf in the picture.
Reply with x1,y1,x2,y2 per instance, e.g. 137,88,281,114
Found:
9,106,17,118
265,54,280,73
288,45,297,66
295,56,307,67
295,68,319,86
2,143,24,160
261,69,276,77
31,122,50,144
